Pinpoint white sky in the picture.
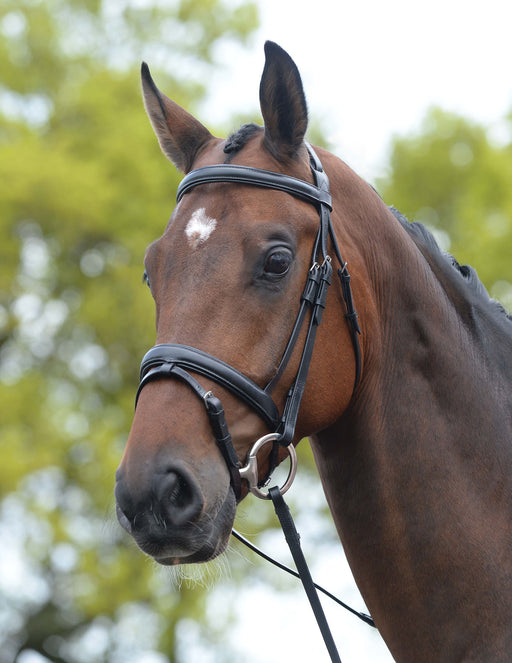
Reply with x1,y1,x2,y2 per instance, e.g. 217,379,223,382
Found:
199,2,512,661
206,0,512,182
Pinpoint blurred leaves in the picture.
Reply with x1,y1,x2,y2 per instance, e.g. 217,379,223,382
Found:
379,107,512,304
0,0,258,661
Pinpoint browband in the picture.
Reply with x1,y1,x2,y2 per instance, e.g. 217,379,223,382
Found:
177,164,333,209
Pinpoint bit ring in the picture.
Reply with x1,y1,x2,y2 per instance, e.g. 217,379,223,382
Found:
239,432,297,500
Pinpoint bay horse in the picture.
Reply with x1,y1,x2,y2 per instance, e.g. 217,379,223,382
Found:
115,41,512,662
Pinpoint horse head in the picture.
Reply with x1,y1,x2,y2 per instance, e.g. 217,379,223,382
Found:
115,42,362,565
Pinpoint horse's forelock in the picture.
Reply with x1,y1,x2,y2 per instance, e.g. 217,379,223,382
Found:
223,123,262,159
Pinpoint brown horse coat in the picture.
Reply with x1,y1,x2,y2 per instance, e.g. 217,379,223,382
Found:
116,42,512,662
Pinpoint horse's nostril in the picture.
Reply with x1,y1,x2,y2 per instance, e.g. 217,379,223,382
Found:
115,463,204,535
168,472,192,509
155,467,204,527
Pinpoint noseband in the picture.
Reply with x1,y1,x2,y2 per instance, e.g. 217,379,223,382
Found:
135,143,361,499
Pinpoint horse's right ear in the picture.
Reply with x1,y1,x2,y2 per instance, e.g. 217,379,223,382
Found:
141,63,213,173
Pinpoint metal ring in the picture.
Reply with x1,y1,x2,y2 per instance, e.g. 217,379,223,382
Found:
238,432,297,500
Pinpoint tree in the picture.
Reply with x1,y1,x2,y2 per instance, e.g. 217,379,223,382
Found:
0,1,258,661
379,107,512,308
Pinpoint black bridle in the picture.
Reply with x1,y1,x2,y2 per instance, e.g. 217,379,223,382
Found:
135,143,361,500
135,144,371,659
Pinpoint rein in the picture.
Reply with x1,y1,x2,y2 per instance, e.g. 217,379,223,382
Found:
135,144,369,660
230,528,375,627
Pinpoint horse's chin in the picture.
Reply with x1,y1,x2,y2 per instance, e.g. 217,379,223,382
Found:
153,537,229,566
131,485,236,566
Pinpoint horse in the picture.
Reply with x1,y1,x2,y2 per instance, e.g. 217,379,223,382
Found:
115,41,512,662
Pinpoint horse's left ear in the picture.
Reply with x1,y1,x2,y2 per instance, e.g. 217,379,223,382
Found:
259,41,308,161
141,63,213,173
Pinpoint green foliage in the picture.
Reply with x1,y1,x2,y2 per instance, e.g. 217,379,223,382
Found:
379,107,512,305
0,1,258,661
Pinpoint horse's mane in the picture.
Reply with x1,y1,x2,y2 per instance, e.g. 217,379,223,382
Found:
390,207,512,325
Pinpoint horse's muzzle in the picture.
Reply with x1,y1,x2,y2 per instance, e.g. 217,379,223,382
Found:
114,461,236,563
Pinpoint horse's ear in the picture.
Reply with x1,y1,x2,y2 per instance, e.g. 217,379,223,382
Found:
141,63,213,173
259,41,308,161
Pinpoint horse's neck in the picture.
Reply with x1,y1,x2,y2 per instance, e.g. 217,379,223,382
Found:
313,206,512,662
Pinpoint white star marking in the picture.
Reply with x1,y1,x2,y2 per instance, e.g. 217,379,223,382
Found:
185,208,217,249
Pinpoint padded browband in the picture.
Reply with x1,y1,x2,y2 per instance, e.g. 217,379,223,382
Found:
139,344,280,431
177,164,333,210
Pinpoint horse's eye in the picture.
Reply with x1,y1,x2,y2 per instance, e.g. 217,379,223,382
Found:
263,249,293,276
142,270,151,289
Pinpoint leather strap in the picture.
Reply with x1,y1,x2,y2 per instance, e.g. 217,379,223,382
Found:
177,164,333,209
269,486,343,663
231,529,375,627
139,344,280,431
136,362,242,499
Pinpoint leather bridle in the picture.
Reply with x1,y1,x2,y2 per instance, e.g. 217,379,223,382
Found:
135,143,361,500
